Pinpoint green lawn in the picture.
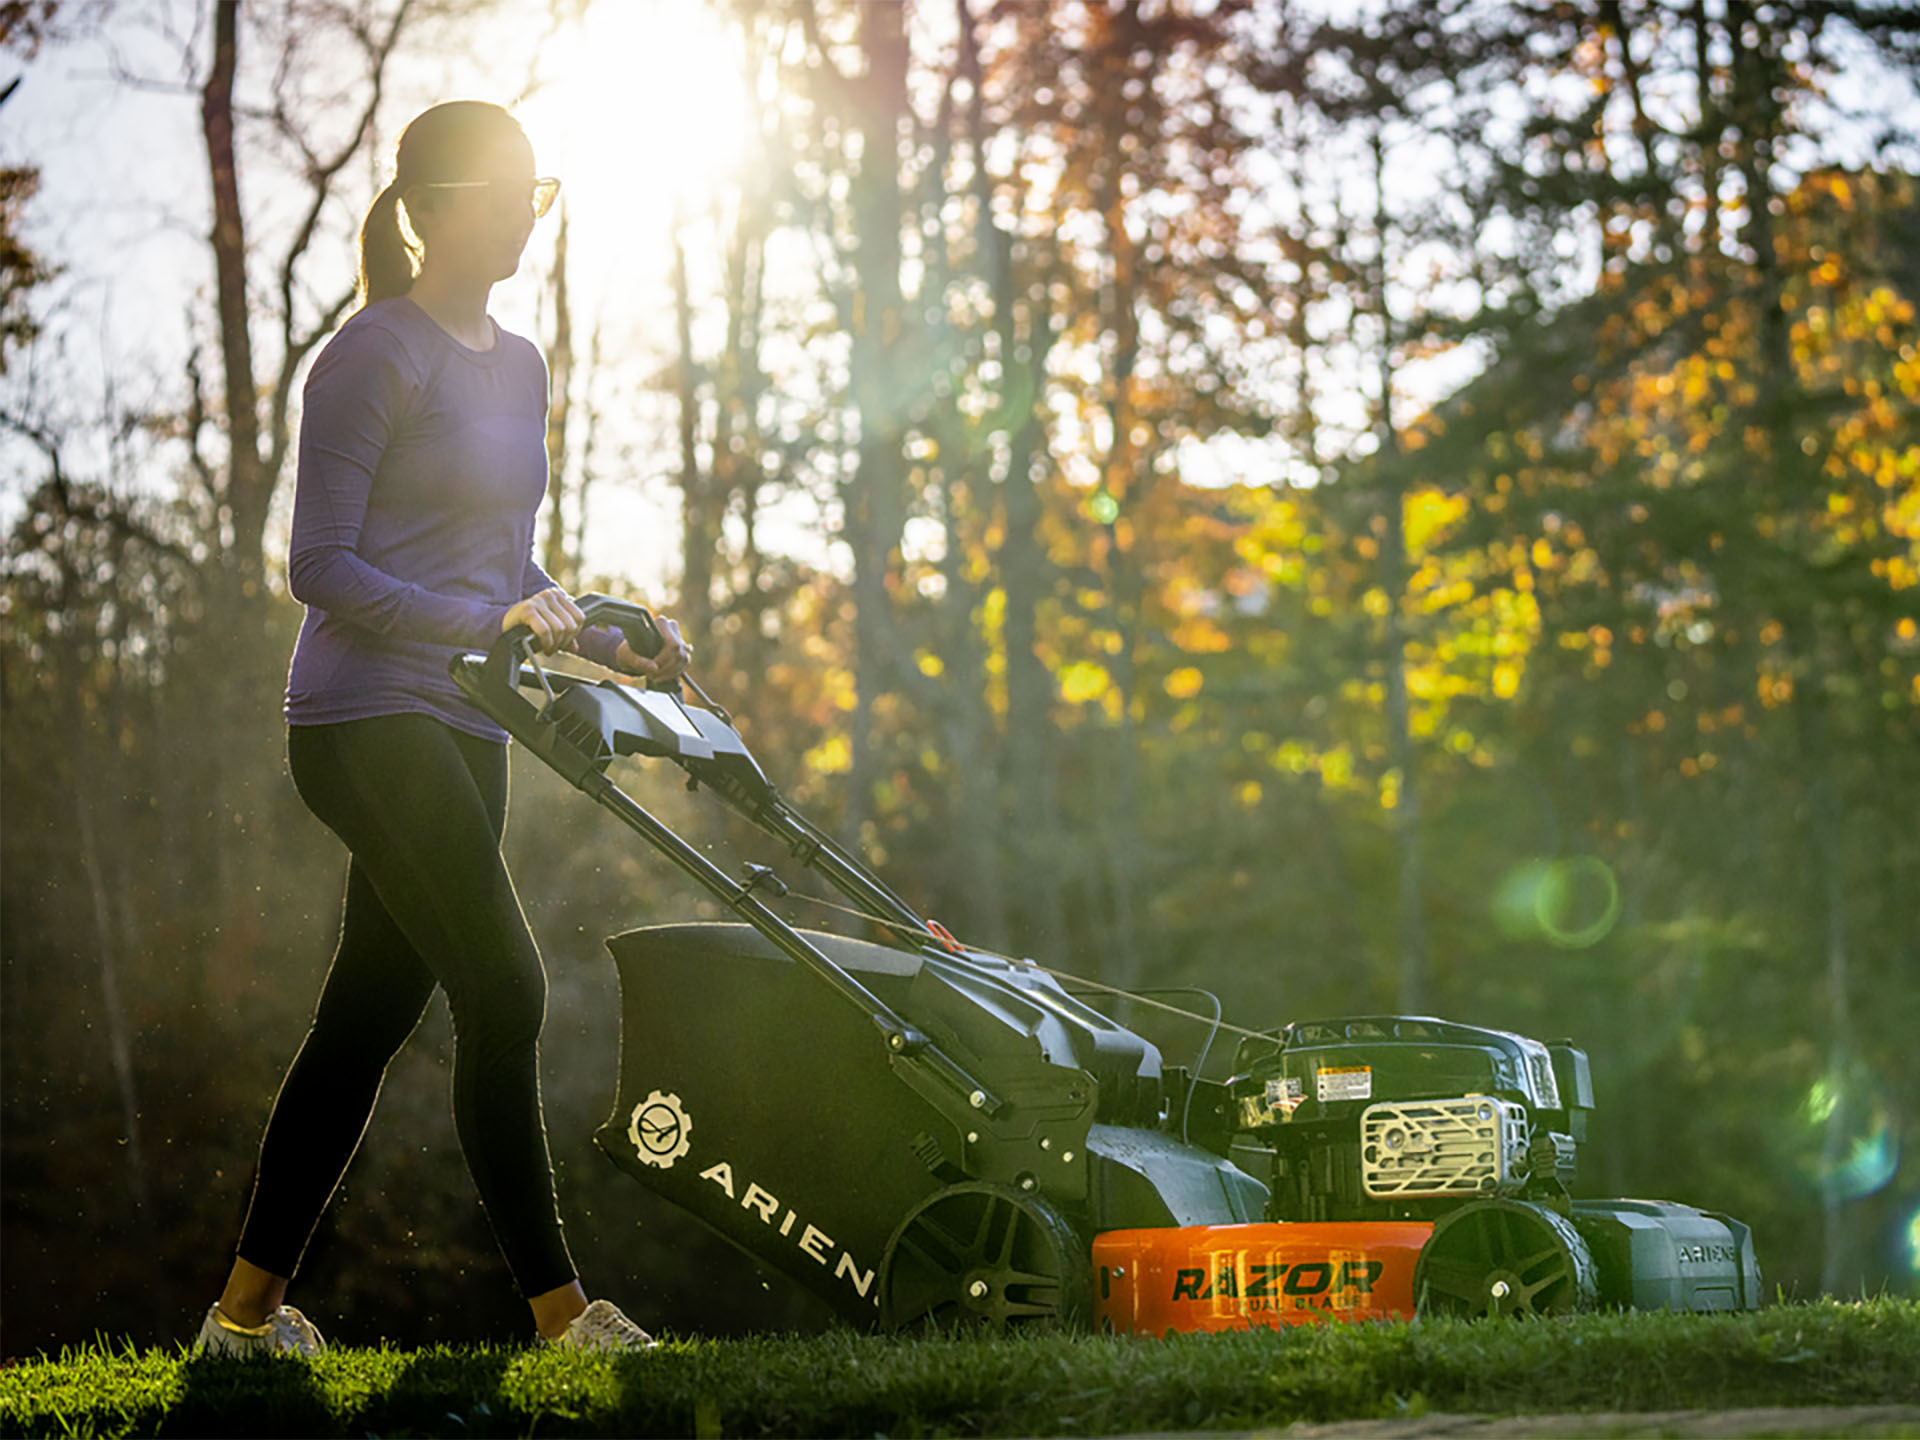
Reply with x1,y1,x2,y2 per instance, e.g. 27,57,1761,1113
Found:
4,1301,1917,1439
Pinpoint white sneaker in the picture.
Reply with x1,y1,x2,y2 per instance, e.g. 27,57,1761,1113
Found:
545,1298,656,1353
193,1301,326,1357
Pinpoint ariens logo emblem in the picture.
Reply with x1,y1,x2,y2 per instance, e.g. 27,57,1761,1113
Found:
628,1090,692,1169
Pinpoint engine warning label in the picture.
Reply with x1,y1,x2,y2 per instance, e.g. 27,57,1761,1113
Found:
1316,1065,1372,1102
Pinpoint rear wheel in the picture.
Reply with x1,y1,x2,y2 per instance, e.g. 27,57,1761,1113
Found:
1415,1199,1597,1318
879,1182,1089,1332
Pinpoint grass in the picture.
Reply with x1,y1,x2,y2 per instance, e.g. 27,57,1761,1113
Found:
2,1300,1917,1438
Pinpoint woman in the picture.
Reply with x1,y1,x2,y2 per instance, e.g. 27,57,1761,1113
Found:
195,101,688,1356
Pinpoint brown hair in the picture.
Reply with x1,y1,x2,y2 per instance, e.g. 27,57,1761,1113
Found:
357,101,529,306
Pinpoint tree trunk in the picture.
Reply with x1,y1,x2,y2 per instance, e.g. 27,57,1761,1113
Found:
958,0,1062,950
841,0,911,844
1370,124,1427,1013
1093,5,1147,990
201,0,264,597
671,212,712,638
1693,0,1721,257
543,205,576,588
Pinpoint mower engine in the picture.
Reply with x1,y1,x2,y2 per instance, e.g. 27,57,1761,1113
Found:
1095,1014,1761,1329
1229,1016,1589,1221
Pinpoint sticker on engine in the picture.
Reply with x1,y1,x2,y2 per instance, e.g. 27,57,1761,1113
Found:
1265,1076,1305,1114
1316,1065,1371,1102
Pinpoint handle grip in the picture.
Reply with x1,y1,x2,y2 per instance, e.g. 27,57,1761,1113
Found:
571,592,665,660
483,594,671,695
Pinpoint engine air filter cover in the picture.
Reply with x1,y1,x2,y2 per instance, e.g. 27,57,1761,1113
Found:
1361,1096,1530,1200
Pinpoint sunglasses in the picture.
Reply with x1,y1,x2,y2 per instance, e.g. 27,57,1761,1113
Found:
416,177,562,219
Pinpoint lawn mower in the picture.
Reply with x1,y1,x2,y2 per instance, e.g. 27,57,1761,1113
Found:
450,597,1763,1335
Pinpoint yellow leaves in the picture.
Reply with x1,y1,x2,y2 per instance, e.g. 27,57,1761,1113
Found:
915,649,945,678
982,585,1006,633
1406,662,1463,701
1680,355,1713,405
1235,780,1262,809
1164,666,1204,700
1888,484,1920,538
1059,661,1110,705
1319,746,1353,788
1531,537,1556,570
1272,741,1313,775
1404,487,1468,552
1492,661,1522,699
805,733,851,775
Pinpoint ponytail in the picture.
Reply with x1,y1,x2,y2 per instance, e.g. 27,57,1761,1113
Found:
357,182,416,307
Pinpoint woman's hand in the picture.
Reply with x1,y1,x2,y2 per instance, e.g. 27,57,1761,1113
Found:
502,586,585,655
615,614,693,686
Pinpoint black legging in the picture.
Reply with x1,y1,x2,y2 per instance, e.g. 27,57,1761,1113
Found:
236,714,576,1298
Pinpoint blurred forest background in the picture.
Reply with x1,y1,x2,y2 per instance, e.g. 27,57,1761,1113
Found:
4,0,1918,1356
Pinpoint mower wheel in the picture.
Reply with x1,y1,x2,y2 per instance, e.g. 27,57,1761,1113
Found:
1414,1198,1598,1319
879,1181,1091,1332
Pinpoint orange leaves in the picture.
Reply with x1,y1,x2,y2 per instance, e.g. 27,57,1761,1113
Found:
1167,616,1230,654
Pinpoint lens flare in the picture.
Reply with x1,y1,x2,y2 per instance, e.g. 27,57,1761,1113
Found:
1904,1209,1920,1275
1792,1065,1900,1202
1492,857,1621,949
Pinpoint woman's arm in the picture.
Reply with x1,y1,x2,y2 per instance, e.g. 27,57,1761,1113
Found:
287,324,511,649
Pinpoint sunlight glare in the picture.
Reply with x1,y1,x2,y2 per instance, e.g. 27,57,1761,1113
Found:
516,1,748,293
1793,1066,1900,1203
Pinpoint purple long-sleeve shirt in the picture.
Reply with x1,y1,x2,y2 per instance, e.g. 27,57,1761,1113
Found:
284,297,612,741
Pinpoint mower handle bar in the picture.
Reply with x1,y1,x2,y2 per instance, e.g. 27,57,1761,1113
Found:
484,592,670,696
458,601,1004,1099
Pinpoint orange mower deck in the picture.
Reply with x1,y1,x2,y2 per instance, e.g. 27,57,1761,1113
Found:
1093,1221,1433,1334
